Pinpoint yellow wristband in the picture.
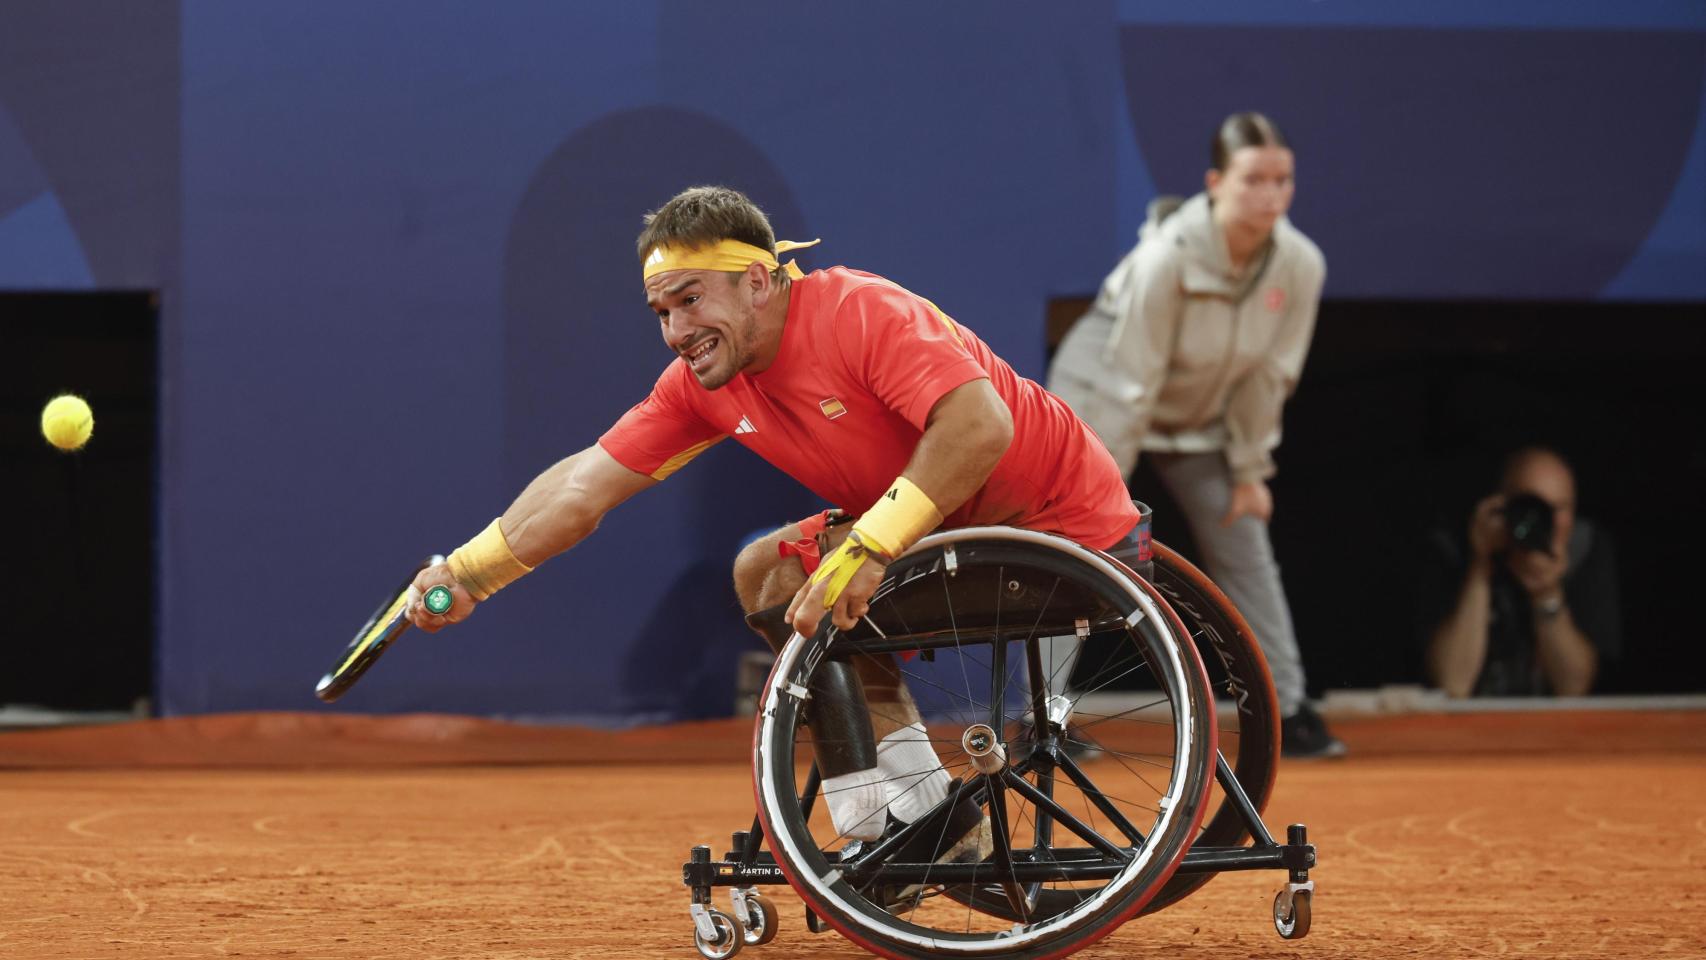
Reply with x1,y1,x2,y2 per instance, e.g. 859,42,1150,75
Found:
446,518,534,601
850,477,943,559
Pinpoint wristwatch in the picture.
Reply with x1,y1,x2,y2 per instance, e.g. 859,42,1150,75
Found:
1534,592,1566,619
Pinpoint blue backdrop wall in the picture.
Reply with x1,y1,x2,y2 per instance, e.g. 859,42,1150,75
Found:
1,1,1701,721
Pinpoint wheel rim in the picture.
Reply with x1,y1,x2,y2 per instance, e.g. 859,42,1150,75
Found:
755,528,1215,957
1274,889,1311,938
742,894,777,946
739,895,771,945
696,912,740,959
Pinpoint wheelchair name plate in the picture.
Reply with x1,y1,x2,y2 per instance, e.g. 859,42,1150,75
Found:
718,863,786,882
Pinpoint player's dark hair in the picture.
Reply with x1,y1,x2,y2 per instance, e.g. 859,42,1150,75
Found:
637,186,783,283
1211,112,1289,171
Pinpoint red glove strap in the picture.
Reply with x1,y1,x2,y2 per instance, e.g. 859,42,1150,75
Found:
777,510,839,575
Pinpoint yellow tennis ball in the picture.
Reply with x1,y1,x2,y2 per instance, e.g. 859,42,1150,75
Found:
41,394,94,451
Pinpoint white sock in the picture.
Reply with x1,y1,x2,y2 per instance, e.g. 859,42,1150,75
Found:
877,722,951,824
822,766,887,841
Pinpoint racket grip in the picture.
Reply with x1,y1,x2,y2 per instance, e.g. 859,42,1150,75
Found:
422,584,455,615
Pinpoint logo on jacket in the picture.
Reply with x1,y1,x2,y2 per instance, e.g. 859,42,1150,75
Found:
1266,288,1286,313
734,415,756,435
819,397,847,420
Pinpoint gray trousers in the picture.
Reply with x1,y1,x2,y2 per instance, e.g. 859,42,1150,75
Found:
1146,451,1309,715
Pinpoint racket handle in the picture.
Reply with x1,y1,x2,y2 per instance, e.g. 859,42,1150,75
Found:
422,584,455,615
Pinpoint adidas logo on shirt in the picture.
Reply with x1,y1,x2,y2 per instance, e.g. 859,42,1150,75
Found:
734,415,756,435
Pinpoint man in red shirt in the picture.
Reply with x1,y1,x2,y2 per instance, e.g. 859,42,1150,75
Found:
407,186,1140,851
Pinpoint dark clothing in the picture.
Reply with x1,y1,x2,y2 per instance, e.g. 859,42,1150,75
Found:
1417,518,1621,696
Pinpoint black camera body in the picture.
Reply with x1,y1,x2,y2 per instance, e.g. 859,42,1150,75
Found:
1501,492,1556,556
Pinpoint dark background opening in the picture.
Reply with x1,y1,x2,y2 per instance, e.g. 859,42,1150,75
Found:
1048,297,1706,696
2,292,157,713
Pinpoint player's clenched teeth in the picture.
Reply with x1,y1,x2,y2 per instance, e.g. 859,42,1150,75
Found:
686,337,719,367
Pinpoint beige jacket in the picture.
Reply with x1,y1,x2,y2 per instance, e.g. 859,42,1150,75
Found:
1048,192,1325,484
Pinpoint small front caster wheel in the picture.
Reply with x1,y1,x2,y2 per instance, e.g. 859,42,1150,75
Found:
1273,888,1311,940
740,893,779,946
695,908,744,959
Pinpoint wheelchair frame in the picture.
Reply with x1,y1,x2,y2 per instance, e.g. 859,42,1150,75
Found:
681,527,1319,958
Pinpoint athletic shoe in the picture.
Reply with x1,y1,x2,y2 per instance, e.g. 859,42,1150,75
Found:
876,792,993,911
1281,703,1347,759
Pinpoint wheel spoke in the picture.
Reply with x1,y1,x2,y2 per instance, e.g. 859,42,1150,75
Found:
1055,748,1151,845
1069,696,1174,732
798,763,821,820
1068,644,1155,705
1002,768,1131,862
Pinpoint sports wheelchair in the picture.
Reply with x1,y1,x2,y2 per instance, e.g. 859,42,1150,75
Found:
682,522,1317,958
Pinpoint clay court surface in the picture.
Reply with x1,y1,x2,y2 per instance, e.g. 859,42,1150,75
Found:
2,711,1702,959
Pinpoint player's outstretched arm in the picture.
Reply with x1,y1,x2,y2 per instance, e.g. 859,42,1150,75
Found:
408,444,657,631
499,443,659,566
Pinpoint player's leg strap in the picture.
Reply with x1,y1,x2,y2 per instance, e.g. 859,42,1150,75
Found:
746,603,878,778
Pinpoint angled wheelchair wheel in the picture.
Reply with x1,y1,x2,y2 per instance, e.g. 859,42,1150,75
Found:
754,527,1216,959
925,537,1283,925
1139,540,1281,915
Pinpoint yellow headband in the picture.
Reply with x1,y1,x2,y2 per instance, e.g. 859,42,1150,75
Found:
642,237,821,281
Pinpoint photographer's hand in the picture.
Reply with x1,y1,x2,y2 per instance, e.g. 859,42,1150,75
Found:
1509,546,1567,599
1467,494,1506,573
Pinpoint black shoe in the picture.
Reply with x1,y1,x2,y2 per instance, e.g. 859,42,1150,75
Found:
1281,703,1347,759
876,792,992,911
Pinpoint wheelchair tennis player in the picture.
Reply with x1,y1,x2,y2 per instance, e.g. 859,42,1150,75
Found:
406,187,1310,960
407,184,1157,868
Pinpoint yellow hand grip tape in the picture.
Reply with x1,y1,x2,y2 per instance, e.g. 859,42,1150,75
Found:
808,538,874,610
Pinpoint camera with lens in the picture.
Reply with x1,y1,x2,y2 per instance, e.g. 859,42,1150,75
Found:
1500,492,1556,556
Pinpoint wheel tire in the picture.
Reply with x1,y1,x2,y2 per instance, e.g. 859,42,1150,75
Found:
1273,889,1312,940
694,909,743,959
741,893,778,946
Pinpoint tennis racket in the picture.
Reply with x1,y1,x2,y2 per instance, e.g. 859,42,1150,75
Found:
314,555,448,702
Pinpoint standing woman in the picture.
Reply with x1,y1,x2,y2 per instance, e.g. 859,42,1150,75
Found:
1048,112,1342,758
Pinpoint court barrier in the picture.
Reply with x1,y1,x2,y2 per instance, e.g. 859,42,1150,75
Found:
0,695,1701,770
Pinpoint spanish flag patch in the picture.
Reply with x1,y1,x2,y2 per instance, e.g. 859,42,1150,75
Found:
819,397,847,420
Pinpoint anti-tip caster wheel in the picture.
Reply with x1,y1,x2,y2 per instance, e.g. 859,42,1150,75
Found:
694,907,744,959
1273,888,1312,940
735,892,778,946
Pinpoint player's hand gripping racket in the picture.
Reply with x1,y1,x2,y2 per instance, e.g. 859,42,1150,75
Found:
314,555,450,702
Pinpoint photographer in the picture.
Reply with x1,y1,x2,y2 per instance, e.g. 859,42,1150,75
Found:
1421,447,1621,697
